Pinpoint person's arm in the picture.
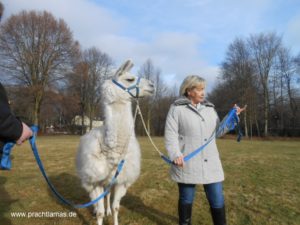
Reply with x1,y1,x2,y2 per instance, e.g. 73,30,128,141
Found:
164,105,183,163
0,83,32,144
0,83,23,141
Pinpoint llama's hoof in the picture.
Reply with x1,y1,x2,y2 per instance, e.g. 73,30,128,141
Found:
96,217,104,225
106,208,112,216
96,212,105,224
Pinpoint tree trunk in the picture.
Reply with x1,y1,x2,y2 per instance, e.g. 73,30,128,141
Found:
243,110,248,138
89,107,94,131
250,116,253,140
287,81,298,129
33,92,43,126
280,76,284,131
33,102,39,125
255,111,261,137
263,86,269,136
81,106,85,135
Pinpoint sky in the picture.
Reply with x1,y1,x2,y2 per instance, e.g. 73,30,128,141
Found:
2,0,300,91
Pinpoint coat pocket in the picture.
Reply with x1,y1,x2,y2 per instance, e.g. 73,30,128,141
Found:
178,135,185,153
207,157,223,174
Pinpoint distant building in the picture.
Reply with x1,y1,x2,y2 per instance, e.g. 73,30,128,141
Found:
72,115,103,132
45,124,55,134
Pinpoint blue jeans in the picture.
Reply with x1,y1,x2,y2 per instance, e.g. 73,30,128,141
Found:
178,182,225,208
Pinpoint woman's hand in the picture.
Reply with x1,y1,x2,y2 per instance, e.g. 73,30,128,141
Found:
174,155,184,167
234,104,247,115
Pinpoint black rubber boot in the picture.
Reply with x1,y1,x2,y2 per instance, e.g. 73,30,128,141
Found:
210,206,226,225
178,201,192,225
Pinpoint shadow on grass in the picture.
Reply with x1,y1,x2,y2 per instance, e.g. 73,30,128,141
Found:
122,193,177,225
46,173,177,225
47,172,94,225
0,176,18,225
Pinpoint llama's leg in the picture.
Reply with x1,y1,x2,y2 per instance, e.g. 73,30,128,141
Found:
82,182,100,215
106,192,112,216
92,186,105,225
85,184,105,225
112,184,127,225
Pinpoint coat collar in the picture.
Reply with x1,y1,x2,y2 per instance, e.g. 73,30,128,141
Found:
173,96,215,107
173,97,214,120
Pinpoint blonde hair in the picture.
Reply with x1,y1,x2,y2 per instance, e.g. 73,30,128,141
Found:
179,75,205,97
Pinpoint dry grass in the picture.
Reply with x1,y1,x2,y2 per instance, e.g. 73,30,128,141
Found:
0,136,299,225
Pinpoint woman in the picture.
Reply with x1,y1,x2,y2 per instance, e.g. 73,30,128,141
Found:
164,75,245,225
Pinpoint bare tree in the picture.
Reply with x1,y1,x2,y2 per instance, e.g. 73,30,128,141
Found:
82,47,113,130
212,38,259,138
278,47,298,129
0,2,3,21
295,53,300,72
0,10,78,125
137,59,165,135
66,47,113,134
248,33,282,136
67,61,89,134
210,32,300,137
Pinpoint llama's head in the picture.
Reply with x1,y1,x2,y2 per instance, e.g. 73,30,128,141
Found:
103,59,155,103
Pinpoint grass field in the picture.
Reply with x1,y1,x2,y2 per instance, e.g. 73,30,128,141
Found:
0,135,299,225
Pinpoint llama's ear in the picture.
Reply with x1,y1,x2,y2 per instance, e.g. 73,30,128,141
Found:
115,59,134,77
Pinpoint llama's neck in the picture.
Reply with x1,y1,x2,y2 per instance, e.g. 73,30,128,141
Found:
110,102,135,133
104,101,136,149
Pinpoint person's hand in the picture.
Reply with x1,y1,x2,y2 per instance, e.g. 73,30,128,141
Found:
234,104,247,115
173,155,184,167
16,122,33,145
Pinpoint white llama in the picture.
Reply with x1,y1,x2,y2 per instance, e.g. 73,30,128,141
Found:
76,59,155,225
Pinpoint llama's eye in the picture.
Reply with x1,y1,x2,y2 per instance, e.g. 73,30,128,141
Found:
126,78,135,82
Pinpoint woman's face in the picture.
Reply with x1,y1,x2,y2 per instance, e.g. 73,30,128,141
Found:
187,84,205,105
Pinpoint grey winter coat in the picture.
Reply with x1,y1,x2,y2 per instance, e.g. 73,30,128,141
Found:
164,97,228,184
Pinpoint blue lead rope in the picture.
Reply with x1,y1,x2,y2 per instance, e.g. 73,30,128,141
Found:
1,126,125,208
216,108,242,141
161,107,242,165
0,142,15,170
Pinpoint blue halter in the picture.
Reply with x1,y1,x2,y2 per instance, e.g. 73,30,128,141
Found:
112,76,142,98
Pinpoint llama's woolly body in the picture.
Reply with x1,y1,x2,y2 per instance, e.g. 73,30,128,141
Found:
76,102,141,188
